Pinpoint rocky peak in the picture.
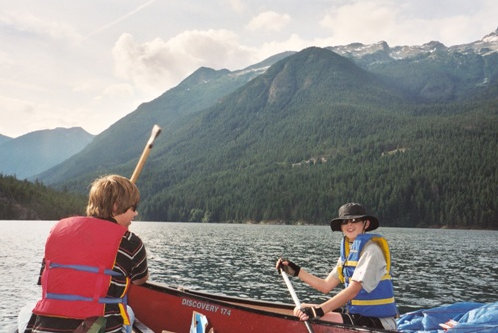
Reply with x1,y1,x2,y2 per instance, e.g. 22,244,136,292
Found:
329,28,498,61
451,28,498,56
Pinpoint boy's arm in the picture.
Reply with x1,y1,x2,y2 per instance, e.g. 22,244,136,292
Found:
298,268,341,294
319,280,362,313
276,257,342,294
132,272,149,285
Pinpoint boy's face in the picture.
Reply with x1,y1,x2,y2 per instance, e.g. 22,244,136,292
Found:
340,219,370,241
114,206,138,229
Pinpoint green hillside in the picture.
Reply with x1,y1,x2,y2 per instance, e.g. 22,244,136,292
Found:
137,48,497,228
37,47,497,229
0,174,85,220
37,57,286,186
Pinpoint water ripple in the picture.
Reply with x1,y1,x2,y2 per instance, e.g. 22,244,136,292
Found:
1,221,497,331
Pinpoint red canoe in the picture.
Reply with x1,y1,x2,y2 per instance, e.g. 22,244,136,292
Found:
129,282,393,333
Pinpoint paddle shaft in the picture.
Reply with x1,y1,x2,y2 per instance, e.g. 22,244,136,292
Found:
281,271,314,333
130,124,162,184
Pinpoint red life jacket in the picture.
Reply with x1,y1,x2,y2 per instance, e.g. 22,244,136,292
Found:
33,216,130,321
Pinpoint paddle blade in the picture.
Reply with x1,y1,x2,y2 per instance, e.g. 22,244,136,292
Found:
130,124,162,184
147,124,162,148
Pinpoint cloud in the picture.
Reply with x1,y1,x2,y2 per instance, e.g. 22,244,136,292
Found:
320,1,401,45
247,11,291,32
101,84,134,99
0,95,73,137
226,0,246,13
85,0,157,39
319,0,498,46
0,10,81,42
112,30,256,95
255,33,312,57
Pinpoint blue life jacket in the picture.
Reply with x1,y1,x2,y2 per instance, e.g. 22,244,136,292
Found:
337,233,398,317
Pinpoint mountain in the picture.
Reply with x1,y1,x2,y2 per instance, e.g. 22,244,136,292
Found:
36,52,292,186
329,27,498,101
0,134,11,145
33,32,498,228
0,127,94,179
136,47,497,228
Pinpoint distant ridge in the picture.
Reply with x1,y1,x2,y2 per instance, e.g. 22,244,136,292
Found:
328,27,498,101
0,127,94,179
0,134,11,146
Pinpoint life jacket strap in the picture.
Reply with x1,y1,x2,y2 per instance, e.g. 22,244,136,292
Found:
46,292,125,304
351,297,395,306
49,262,122,277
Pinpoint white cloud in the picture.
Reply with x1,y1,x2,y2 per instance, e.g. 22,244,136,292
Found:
0,10,81,42
226,0,246,13
0,95,73,137
85,0,157,39
320,1,402,45
247,11,291,32
255,33,316,58
101,84,134,99
319,0,498,46
112,30,256,95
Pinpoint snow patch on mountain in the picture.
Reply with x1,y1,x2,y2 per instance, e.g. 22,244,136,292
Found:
330,28,498,61
452,27,498,56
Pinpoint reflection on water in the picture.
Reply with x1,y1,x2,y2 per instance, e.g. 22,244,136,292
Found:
1,221,497,331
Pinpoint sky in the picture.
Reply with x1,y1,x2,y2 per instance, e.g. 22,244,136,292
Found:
1,0,497,138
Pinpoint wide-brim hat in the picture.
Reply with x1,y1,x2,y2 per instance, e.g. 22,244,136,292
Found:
330,202,379,232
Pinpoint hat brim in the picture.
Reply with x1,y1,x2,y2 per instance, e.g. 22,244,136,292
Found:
330,215,379,232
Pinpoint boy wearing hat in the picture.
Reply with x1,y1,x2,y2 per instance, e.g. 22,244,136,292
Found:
276,202,398,330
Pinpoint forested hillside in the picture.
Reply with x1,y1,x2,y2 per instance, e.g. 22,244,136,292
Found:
136,49,497,229
31,47,497,229
0,174,85,220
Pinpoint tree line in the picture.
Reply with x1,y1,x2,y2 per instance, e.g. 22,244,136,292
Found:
0,174,85,220
136,101,497,229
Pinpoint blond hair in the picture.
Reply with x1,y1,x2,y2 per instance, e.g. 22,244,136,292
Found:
86,175,140,218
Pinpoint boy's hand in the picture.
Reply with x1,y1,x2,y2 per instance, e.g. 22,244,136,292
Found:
294,305,324,320
276,258,301,277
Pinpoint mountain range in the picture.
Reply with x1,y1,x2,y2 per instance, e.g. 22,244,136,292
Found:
1,28,497,228
0,127,94,179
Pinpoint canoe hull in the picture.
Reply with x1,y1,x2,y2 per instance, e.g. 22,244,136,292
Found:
129,282,389,333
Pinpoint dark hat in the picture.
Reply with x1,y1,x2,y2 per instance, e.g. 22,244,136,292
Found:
330,202,379,232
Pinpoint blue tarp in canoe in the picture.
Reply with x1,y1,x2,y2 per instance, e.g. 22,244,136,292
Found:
396,301,498,332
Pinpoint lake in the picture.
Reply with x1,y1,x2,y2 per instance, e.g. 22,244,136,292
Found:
1,221,497,332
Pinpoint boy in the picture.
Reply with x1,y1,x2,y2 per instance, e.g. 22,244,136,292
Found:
25,175,149,332
276,202,397,330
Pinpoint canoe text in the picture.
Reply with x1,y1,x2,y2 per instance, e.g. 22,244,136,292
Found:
181,298,231,316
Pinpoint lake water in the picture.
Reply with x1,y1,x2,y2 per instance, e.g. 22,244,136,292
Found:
1,221,497,332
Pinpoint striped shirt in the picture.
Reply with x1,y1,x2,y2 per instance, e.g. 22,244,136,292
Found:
25,219,148,333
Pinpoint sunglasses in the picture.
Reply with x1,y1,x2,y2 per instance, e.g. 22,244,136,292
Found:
341,218,364,225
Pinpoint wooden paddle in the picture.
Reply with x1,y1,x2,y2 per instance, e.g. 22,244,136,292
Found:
130,124,162,184
281,270,314,333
